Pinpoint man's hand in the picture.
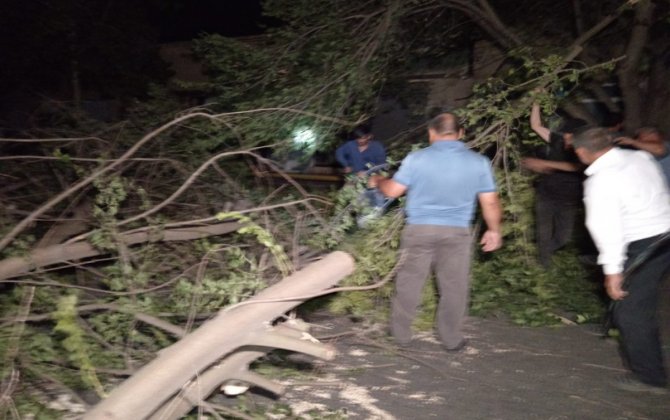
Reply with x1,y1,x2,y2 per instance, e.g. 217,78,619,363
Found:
342,166,353,174
368,174,384,188
613,136,635,146
369,175,407,198
480,230,502,252
605,273,628,300
613,136,667,157
521,157,554,174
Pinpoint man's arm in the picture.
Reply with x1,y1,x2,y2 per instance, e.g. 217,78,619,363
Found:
614,137,668,157
368,175,407,198
583,179,627,299
335,143,352,173
530,103,551,143
521,157,583,173
478,192,503,252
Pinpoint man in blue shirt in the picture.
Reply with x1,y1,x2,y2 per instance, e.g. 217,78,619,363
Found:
370,113,503,351
335,126,386,176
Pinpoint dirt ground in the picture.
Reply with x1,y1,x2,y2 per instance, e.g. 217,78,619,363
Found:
269,274,670,420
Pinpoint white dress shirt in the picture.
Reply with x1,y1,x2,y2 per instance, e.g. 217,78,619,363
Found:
583,148,670,274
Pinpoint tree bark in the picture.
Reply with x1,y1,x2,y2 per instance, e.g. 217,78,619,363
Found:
617,0,654,131
444,0,521,49
0,221,241,282
84,251,355,420
149,321,313,420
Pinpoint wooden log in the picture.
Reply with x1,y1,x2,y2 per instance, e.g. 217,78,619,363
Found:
84,251,355,420
0,222,241,281
149,320,318,420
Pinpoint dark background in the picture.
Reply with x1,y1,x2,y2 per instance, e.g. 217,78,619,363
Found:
155,0,265,41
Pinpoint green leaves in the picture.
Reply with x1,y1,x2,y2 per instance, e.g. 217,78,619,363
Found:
53,295,106,397
217,212,292,276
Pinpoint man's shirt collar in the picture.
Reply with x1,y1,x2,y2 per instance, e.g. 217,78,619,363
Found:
585,147,618,176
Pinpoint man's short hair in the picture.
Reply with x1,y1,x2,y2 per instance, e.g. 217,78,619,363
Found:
428,113,462,136
573,127,613,152
601,112,623,129
351,125,372,139
635,126,663,139
560,118,588,134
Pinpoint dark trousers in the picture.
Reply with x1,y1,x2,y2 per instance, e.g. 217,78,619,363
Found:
536,196,579,267
613,234,670,387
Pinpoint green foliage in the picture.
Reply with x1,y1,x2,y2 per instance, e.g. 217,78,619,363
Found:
319,179,380,247
217,212,292,276
326,205,402,319
191,1,403,153
326,200,604,329
322,43,611,327
170,245,266,311
89,175,130,252
13,396,63,420
93,176,127,221
0,234,36,259
471,248,604,325
53,295,106,396
0,1,628,413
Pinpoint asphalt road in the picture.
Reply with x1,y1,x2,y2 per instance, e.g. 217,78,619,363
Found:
270,274,670,420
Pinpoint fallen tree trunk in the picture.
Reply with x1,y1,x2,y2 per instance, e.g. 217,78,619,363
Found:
0,221,241,282
84,251,355,420
149,320,313,420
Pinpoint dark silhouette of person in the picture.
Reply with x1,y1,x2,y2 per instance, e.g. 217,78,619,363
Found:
522,102,587,267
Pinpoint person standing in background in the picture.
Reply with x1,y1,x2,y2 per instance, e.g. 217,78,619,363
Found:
522,102,586,267
335,125,386,177
573,127,670,394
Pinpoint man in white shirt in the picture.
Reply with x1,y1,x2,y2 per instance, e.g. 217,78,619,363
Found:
573,127,670,394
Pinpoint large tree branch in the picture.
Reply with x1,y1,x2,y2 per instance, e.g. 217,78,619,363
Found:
442,0,521,49
0,112,214,252
0,302,186,338
0,108,360,253
0,221,241,282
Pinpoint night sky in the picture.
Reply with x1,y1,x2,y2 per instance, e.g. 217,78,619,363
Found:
157,0,265,42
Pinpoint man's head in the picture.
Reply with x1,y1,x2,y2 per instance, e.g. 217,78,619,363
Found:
572,127,614,165
560,118,589,135
428,113,463,143
635,127,663,145
559,118,589,145
352,125,373,146
602,112,624,133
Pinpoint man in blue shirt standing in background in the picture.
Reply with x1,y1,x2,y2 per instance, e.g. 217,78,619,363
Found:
370,113,503,351
335,125,386,176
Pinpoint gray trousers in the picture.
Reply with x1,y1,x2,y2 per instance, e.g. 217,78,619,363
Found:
390,224,473,348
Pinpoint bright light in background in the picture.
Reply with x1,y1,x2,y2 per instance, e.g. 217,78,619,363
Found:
292,127,316,148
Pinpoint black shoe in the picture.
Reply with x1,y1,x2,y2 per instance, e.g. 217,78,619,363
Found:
444,339,469,353
614,374,668,395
